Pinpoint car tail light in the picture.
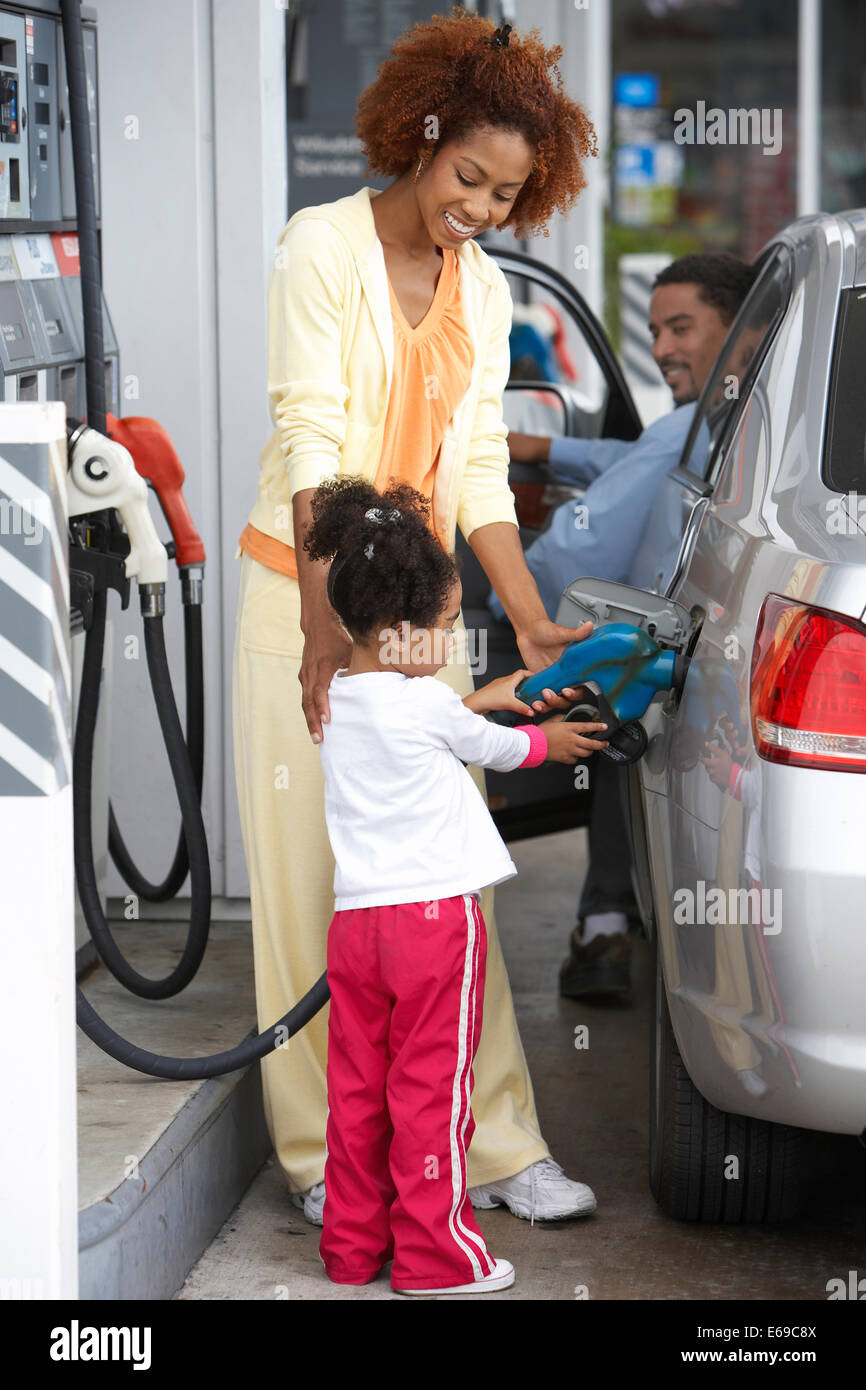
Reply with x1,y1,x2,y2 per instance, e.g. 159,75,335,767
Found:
751,595,866,772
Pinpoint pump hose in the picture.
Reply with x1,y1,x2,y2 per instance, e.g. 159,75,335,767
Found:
73,591,332,1070
107,603,204,899
74,587,211,998
74,596,331,1071
75,971,330,1081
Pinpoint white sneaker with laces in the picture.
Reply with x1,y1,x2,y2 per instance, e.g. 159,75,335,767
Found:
394,1258,515,1296
469,1158,597,1223
288,1179,325,1225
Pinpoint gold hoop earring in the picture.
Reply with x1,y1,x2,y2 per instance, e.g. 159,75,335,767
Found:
414,157,423,183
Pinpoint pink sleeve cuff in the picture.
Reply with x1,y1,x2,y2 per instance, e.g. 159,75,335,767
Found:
515,723,547,768
729,760,744,799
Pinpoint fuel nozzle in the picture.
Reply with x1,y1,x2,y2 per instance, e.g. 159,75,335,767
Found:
491,622,681,762
66,417,168,615
105,413,206,605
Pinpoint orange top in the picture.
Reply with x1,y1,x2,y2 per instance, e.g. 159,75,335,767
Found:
239,247,472,576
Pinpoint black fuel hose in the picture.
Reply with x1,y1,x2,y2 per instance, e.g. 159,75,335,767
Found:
74,587,212,998
75,972,330,1081
108,602,205,899
74,594,331,1072
61,0,105,437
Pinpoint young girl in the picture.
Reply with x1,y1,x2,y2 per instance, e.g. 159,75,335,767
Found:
304,477,608,1296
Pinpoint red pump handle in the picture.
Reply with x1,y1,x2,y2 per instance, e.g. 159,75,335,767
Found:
105,413,206,567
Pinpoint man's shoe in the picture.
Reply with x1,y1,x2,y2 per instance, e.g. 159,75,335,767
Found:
394,1258,515,1296
469,1158,596,1222
288,1180,325,1225
559,926,632,998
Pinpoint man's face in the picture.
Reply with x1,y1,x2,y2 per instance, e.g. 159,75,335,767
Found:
648,283,732,405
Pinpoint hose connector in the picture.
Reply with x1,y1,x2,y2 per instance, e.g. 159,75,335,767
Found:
180,563,205,606
139,582,166,619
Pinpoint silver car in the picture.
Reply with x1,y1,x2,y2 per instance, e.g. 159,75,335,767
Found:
552,209,866,1222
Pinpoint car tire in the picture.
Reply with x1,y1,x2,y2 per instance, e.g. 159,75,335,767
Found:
649,940,809,1222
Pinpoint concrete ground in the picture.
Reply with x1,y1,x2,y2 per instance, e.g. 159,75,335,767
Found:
177,826,866,1301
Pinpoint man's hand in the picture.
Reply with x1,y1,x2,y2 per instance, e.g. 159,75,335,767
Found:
507,430,552,464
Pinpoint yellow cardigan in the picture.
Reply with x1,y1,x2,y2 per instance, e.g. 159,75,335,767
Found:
243,184,519,558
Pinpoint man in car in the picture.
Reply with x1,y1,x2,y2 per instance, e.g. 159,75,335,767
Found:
488,252,758,998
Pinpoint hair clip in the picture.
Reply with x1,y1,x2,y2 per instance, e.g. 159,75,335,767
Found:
490,23,512,48
364,542,375,560
364,507,402,523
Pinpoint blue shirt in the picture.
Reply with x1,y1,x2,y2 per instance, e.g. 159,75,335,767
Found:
488,403,698,622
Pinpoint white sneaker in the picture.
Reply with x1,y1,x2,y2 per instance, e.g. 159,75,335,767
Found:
470,1158,597,1222
288,1180,325,1225
394,1258,515,1296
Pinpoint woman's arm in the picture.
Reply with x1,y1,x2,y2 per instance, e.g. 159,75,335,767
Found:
458,271,593,689
293,487,352,743
468,520,593,679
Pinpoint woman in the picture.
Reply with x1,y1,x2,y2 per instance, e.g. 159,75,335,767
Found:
232,8,599,1224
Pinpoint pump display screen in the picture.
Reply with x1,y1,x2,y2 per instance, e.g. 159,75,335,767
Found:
0,71,19,141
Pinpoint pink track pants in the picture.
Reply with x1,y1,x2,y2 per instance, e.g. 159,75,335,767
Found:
319,892,498,1291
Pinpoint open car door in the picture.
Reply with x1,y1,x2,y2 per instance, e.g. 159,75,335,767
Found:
458,246,643,840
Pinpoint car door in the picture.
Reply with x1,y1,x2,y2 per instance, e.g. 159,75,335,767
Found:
459,246,643,840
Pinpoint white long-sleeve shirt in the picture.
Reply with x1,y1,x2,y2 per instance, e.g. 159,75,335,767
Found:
318,669,538,910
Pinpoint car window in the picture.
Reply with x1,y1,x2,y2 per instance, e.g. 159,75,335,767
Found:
823,287,866,494
677,246,792,485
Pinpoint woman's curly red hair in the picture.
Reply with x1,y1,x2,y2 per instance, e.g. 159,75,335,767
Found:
354,6,598,240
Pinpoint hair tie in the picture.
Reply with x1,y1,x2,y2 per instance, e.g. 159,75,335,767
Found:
490,23,512,48
359,505,403,559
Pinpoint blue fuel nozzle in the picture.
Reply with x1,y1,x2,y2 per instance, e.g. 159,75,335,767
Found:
492,622,679,733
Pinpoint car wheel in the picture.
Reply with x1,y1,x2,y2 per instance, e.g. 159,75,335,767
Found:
649,940,808,1221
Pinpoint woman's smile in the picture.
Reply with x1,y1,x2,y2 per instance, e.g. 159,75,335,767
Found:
442,209,481,239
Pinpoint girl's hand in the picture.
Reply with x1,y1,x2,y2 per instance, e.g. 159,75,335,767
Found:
463,670,584,718
700,739,733,789
515,618,594,713
543,712,609,763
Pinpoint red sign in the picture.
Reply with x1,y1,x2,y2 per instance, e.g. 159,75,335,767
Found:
50,232,80,276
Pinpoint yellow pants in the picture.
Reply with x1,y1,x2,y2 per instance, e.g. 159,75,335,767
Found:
231,551,549,1193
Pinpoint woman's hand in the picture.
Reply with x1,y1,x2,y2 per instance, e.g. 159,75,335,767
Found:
543,712,609,763
515,617,594,713
293,487,353,743
298,617,352,743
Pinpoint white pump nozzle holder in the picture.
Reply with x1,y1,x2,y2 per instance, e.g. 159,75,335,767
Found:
66,425,169,587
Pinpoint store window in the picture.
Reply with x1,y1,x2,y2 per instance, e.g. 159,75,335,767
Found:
610,0,798,264
821,0,866,212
